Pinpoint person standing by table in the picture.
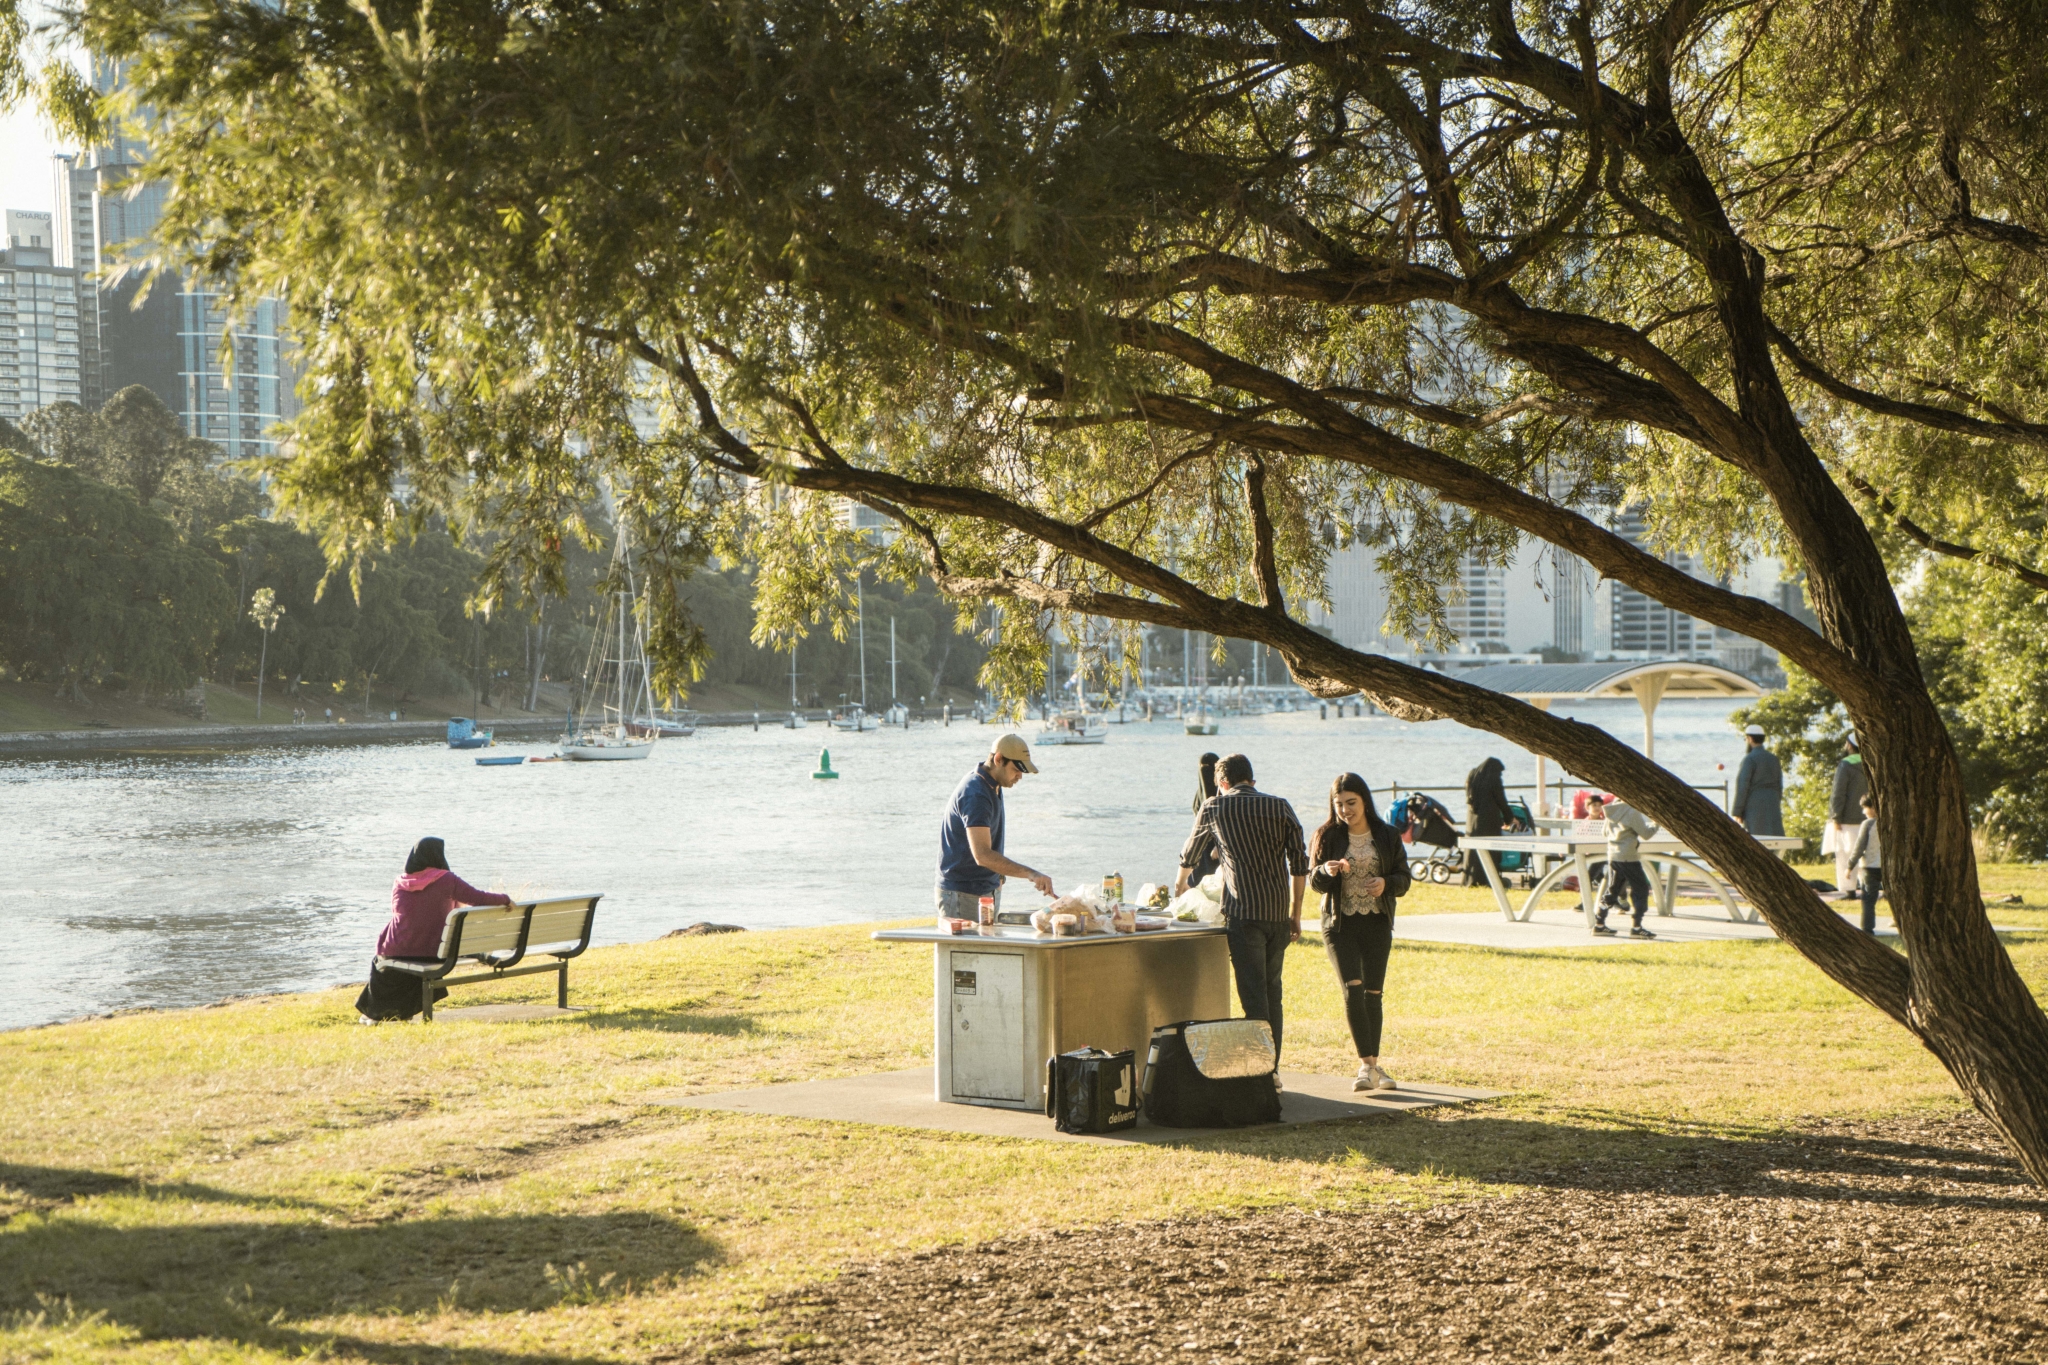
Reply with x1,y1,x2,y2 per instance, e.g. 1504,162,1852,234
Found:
935,733,1055,919
1585,793,1659,939
1845,792,1884,934
1176,753,1310,1069
1829,735,1869,896
1733,724,1785,837
1463,756,1513,885
1309,773,1411,1092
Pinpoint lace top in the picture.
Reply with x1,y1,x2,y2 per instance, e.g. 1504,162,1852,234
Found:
1339,831,1383,916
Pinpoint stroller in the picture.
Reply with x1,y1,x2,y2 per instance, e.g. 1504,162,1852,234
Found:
1392,793,1534,885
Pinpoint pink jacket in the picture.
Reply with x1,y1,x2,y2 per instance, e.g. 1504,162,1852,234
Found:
375,868,513,959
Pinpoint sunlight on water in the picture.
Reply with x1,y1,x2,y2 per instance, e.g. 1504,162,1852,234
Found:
0,699,1749,1027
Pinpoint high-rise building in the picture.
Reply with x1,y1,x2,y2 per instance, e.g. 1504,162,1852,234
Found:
1444,552,1508,651
1,210,85,420
49,156,106,410
1609,506,1705,655
68,58,296,459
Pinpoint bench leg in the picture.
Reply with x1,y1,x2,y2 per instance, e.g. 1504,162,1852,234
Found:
421,977,434,1023
557,962,568,1009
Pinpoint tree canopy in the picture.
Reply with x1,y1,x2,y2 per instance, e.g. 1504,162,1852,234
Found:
63,0,2048,1176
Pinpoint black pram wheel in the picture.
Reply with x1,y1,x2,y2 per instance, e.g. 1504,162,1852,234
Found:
1429,861,1451,883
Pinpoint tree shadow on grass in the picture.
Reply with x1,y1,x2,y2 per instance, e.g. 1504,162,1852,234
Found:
570,1008,762,1034
1169,1106,2045,1213
0,1187,721,1359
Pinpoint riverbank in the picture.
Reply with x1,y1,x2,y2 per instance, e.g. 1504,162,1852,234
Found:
3,900,2043,1363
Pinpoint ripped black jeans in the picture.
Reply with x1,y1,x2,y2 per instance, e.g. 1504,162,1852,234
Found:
1323,910,1393,1058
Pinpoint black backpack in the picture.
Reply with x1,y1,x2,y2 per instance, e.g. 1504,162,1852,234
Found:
1045,1048,1140,1134
1142,1018,1282,1128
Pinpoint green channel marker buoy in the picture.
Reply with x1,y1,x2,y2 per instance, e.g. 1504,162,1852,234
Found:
812,747,840,780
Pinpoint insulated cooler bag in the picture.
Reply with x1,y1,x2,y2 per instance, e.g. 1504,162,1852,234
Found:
1044,1048,1140,1134
1142,1018,1282,1128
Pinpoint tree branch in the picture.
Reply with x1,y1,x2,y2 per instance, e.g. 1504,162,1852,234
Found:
1769,321,2048,449
1844,472,2048,592
1242,455,1284,612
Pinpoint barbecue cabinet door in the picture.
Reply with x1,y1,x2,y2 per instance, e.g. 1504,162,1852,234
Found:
947,951,1027,1103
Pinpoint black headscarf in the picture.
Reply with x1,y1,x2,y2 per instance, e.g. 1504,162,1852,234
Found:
1194,751,1220,811
404,837,450,874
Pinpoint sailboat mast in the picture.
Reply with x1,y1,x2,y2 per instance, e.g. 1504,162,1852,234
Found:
890,617,898,703
857,579,868,709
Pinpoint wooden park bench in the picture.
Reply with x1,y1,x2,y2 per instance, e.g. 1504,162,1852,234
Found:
377,894,602,1021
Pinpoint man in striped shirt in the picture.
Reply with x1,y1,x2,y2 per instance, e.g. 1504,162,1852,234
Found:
1176,753,1310,1064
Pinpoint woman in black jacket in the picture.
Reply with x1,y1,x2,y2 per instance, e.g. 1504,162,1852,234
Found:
1309,773,1412,1091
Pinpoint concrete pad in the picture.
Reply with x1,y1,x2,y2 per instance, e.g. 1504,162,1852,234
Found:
434,1004,585,1022
643,1067,1501,1145
1393,909,1798,949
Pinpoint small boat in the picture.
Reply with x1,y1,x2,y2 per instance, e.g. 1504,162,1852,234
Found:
883,701,909,727
560,727,654,761
831,703,880,732
475,754,524,766
447,717,494,750
1037,710,1108,745
785,710,808,729
628,712,697,738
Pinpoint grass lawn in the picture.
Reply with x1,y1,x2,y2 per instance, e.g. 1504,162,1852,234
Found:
3,871,2044,1363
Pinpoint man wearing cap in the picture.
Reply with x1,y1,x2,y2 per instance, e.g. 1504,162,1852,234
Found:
935,733,1055,919
1733,724,1785,837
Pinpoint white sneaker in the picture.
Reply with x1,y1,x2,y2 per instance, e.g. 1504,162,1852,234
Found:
1367,1063,1397,1091
1353,1063,1373,1092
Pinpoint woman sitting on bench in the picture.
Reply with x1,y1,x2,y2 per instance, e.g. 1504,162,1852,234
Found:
356,837,512,1022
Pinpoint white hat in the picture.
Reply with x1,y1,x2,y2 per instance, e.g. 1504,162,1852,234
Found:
1744,724,1766,737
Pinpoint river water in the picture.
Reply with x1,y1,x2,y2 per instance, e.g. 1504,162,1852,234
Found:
0,698,1749,1030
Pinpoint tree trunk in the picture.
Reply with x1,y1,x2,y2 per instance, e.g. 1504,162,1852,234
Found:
1253,609,2048,1185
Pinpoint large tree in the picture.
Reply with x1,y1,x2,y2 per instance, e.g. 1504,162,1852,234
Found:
74,0,2048,1175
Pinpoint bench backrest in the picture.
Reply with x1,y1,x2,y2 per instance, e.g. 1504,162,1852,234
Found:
525,897,599,954
436,894,602,967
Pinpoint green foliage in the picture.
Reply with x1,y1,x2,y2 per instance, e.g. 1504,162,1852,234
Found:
1911,561,2048,860
0,452,232,697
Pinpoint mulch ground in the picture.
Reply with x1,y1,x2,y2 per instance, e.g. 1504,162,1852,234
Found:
703,1112,2048,1363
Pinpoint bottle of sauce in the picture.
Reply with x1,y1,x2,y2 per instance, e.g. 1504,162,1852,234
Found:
977,894,996,926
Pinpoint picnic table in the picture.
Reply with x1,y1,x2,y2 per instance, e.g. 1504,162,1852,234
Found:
1459,825,1806,930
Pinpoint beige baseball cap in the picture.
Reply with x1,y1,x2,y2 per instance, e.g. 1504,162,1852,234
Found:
993,733,1040,773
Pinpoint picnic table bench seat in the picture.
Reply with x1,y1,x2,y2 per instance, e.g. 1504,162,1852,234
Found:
376,894,601,1021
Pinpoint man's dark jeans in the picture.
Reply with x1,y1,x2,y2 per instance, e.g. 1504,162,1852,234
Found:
1225,918,1291,1063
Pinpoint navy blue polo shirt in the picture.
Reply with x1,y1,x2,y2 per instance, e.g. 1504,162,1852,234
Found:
937,763,1005,894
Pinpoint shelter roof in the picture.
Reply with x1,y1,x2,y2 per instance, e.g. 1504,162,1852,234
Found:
1458,661,1764,703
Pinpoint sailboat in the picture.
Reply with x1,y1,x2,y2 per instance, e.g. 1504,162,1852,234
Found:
882,618,909,726
559,532,659,761
831,580,880,731
1185,630,1219,736
1036,633,1108,745
785,646,807,728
